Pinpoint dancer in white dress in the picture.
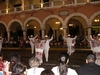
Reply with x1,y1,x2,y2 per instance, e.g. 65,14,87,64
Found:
63,34,77,55
89,35,99,52
28,35,38,54
35,37,44,64
95,34,100,65
88,34,100,65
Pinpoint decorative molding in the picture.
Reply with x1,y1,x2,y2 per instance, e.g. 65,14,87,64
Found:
59,10,69,16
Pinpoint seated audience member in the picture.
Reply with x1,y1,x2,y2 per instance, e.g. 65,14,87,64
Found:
41,69,54,75
12,62,27,75
77,54,100,75
52,52,78,75
0,51,5,71
27,57,45,75
0,51,10,75
9,52,21,72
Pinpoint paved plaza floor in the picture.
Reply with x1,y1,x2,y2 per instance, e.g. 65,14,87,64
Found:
1,47,92,71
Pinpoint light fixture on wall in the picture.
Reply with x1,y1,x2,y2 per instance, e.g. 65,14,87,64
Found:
69,23,73,26
94,19,99,22
94,16,99,22
55,19,60,24
55,21,60,24
34,26,36,28
27,24,29,26
60,27,63,30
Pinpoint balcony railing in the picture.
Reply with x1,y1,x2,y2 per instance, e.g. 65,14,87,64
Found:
0,0,100,15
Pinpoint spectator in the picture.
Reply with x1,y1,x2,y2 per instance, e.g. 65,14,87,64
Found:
9,52,21,72
77,54,100,75
0,51,10,75
12,62,27,75
27,57,45,75
41,69,54,75
52,52,78,75
0,51,5,71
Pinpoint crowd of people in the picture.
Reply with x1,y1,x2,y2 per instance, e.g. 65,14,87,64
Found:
0,34,100,75
0,50,100,75
1,35,88,48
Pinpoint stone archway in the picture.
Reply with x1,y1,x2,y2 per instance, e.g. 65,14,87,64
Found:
90,11,100,35
43,15,64,28
65,13,88,27
24,17,42,28
0,21,7,37
65,13,89,37
8,19,23,30
43,15,64,40
24,17,42,38
7,19,23,41
90,11,100,26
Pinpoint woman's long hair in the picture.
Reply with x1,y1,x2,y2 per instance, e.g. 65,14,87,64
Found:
58,52,69,75
12,62,26,75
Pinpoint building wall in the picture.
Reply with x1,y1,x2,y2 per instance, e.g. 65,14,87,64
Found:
0,1,100,40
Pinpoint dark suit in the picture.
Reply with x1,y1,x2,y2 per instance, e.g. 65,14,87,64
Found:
77,62,100,75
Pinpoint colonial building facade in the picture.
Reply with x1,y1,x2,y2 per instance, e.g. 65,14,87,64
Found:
0,0,100,41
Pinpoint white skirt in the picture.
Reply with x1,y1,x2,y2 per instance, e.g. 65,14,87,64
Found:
91,46,100,52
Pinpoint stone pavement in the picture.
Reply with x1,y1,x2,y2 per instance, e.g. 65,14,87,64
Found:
1,47,92,70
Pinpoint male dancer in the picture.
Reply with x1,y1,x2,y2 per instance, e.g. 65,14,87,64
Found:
63,34,77,55
43,35,53,62
28,35,38,54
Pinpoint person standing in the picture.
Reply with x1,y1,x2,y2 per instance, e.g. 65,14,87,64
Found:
0,37,3,51
52,52,78,75
63,34,77,55
28,35,38,54
42,35,53,62
77,54,100,75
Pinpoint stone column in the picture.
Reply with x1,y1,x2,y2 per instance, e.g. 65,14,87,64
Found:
74,0,77,4
21,0,24,11
6,30,10,41
6,0,9,14
84,28,87,37
22,27,27,40
56,30,58,41
62,0,65,6
41,28,45,39
23,30,27,40
53,30,56,39
87,27,92,40
63,26,67,37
